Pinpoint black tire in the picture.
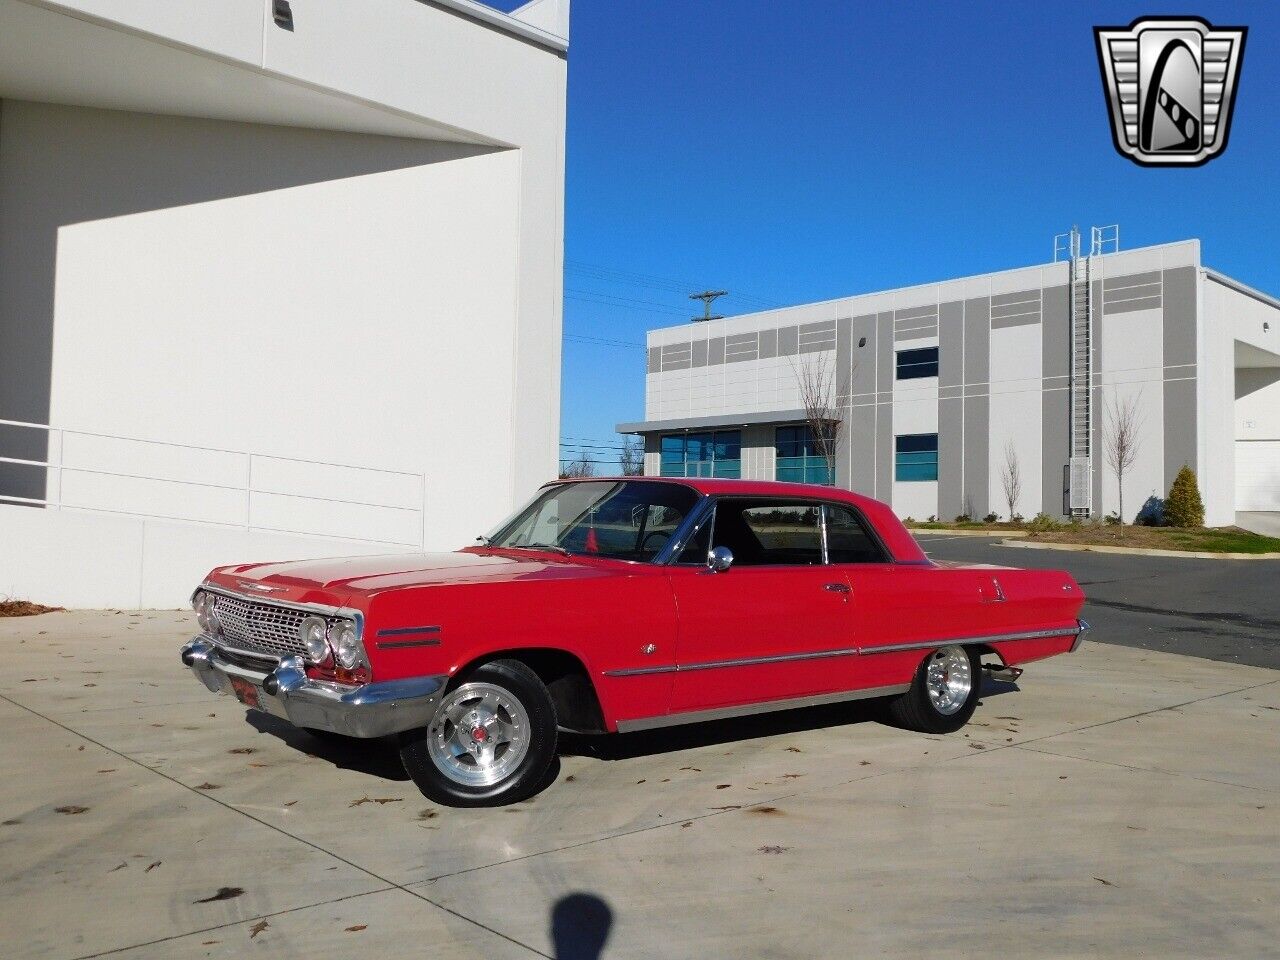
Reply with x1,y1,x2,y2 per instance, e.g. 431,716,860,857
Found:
398,659,558,807
884,645,981,734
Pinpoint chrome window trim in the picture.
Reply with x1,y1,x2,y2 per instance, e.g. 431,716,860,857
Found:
603,622,1085,678
655,493,715,565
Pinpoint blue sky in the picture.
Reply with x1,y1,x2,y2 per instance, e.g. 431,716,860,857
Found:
493,1,1279,471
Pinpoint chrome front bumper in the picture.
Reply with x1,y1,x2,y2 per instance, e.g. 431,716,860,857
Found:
180,637,445,738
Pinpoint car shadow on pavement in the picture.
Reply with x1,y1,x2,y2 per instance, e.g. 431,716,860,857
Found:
562,676,1020,762
243,710,410,782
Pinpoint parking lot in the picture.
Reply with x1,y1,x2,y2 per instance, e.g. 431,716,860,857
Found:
2,547,1279,960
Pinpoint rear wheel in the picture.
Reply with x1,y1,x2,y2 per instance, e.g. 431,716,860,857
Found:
399,659,557,807
885,644,981,734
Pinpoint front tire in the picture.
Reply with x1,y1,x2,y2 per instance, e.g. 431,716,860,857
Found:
885,644,981,734
399,659,557,807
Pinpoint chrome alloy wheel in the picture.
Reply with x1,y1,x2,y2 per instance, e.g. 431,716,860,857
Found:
925,645,973,716
427,682,530,787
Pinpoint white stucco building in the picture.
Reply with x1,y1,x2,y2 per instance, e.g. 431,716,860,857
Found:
0,0,569,606
620,238,1280,529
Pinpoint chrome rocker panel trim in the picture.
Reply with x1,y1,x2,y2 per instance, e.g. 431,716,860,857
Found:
604,621,1089,678
615,682,912,733
180,636,445,738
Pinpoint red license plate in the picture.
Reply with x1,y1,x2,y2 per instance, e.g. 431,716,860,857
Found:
229,676,261,709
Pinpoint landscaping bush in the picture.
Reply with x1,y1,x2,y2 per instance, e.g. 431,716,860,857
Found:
954,514,972,524
1165,465,1205,528
983,512,999,524
1027,512,1060,534
1104,512,1121,526
1011,513,1024,524
1135,495,1165,527
927,515,937,523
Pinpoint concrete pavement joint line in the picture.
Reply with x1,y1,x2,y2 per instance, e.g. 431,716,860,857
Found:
413,679,1280,886
1009,743,1280,794
0,691,553,960
940,677,1280,765
68,887,398,960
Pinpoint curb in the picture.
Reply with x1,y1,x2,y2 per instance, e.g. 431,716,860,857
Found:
1000,539,1280,561
909,529,1030,539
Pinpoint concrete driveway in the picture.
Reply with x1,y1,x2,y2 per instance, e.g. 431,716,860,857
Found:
2,610,1277,960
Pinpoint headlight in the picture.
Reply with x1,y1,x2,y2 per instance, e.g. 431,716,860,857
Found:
193,592,218,635
299,616,331,664
333,622,361,669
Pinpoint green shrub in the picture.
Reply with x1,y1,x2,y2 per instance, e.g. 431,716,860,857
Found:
1104,512,1121,526
983,512,999,523
1027,512,1060,534
1165,465,1204,528
1011,513,1024,524
954,514,972,524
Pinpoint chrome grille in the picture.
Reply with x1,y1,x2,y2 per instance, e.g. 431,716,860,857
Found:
210,593,310,660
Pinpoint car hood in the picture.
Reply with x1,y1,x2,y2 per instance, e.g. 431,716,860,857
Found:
212,549,627,595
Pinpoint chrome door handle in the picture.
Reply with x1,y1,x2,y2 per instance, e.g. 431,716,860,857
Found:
823,582,851,594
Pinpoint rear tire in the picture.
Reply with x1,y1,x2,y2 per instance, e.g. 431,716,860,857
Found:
399,659,557,807
885,644,981,734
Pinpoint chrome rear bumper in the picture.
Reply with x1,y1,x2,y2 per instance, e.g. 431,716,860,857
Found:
180,637,445,738
1071,618,1091,652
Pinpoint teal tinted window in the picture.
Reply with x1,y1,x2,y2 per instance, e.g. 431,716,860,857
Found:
775,425,832,485
658,431,741,478
895,433,938,481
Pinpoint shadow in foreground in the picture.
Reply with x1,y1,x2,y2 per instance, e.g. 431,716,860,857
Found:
552,893,613,960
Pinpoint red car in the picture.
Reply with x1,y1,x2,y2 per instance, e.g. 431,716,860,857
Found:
181,478,1087,806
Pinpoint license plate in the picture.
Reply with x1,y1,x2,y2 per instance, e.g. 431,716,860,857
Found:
229,676,261,709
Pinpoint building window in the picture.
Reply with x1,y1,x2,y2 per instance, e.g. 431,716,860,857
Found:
659,431,741,478
896,346,939,380
775,425,832,485
895,433,938,481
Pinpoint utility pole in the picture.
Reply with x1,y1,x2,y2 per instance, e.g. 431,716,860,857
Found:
689,290,727,322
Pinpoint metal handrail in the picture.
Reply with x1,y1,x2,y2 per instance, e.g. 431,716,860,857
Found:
0,418,428,547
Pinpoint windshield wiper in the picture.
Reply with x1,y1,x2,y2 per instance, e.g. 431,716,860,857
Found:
518,542,572,556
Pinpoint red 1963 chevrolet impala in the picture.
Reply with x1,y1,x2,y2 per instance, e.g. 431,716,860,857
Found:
181,478,1087,806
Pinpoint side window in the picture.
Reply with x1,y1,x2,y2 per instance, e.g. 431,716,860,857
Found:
713,501,823,566
824,505,888,564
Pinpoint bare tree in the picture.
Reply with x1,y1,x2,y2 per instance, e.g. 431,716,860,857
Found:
791,353,849,482
559,455,596,479
1103,391,1144,526
1000,440,1023,521
618,436,645,476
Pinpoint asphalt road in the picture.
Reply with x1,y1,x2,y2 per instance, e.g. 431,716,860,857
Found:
916,535,1280,671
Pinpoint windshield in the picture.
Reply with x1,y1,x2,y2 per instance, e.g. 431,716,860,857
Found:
486,481,702,562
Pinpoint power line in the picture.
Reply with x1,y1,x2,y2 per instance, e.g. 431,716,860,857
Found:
564,333,645,349
566,259,783,311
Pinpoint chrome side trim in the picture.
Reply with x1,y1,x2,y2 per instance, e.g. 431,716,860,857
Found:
615,682,911,733
860,624,1082,656
604,623,1086,678
376,638,441,650
376,625,441,637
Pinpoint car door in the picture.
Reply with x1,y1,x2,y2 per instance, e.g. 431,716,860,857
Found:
665,498,857,713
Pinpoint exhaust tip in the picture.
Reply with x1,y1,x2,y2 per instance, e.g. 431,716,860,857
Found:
181,648,196,666
262,673,280,696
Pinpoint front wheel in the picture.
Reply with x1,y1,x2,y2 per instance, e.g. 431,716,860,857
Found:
884,644,981,734
398,659,557,807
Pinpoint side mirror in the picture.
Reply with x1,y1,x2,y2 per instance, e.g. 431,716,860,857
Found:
707,546,734,573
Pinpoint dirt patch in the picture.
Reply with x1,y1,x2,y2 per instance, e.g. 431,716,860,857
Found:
0,600,64,617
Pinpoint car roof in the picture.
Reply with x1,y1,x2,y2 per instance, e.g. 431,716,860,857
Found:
547,476,927,563
553,476,879,507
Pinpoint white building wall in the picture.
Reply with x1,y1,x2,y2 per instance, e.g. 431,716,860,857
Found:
988,322,1042,519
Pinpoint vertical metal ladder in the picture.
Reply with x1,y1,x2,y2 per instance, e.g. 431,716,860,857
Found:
1067,238,1093,518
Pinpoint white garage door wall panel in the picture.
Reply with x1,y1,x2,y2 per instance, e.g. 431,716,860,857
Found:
1235,441,1280,512
48,146,522,553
